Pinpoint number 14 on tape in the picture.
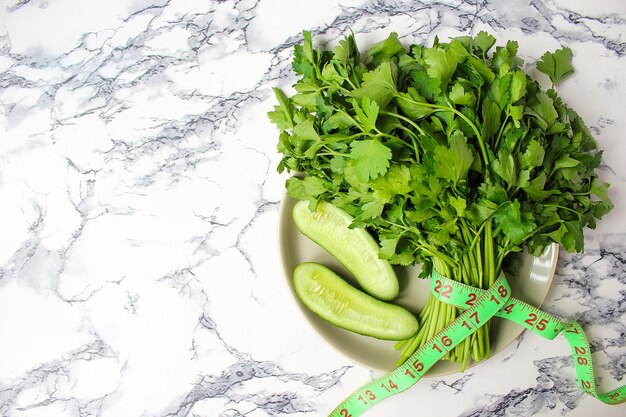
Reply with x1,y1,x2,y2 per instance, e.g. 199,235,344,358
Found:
329,273,626,417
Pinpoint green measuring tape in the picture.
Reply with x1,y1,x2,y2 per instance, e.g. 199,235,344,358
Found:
329,272,626,416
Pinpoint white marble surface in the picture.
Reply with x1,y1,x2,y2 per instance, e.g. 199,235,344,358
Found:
0,0,625,416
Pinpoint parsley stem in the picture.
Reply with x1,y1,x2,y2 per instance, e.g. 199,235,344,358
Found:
518,219,563,242
420,248,459,270
342,76,358,91
336,108,362,129
496,247,510,274
379,110,429,137
319,84,353,96
393,124,421,161
448,236,468,249
460,338,471,371
395,124,420,141
468,222,487,252
474,233,484,288
443,101,490,167
484,220,494,288
318,151,350,157
324,132,362,141
393,96,490,167
476,326,485,359
373,130,414,150
461,253,472,285
543,204,582,220
321,144,351,156
494,110,511,150
460,219,479,285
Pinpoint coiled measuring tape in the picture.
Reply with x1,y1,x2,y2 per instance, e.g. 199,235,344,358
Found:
329,271,626,417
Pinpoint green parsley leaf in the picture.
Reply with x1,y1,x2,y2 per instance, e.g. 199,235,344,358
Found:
488,73,511,109
590,178,612,208
423,45,464,91
523,172,560,201
536,47,574,86
466,56,495,83
292,81,319,110
395,87,434,119
333,33,360,68
494,201,535,245
379,237,399,259
329,156,347,173
357,190,390,220
371,165,412,195
553,155,581,171
353,62,398,107
508,104,524,127
474,31,496,54
491,40,523,70
293,31,315,77
322,111,356,132
286,176,327,200
509,70,527,103
322,62,344,85
563,221,584,252
267,88,294,131
492,149,516,186
293,119,319,141
481,97,500,140
520,139,545,170
433,133,474,185
390,249,416,266
412,71,441,101
352,97,379,133
449,196,467,217
349,139,392,182
302,30,314,62
449,83,475,106
526,91,558,130
467,198,498,225
368,32,405,65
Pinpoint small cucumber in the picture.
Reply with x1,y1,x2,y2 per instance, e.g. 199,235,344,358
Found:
293,263,418,340
292,200,399,300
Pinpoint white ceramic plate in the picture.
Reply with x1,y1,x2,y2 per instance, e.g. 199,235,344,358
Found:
278,195,559,375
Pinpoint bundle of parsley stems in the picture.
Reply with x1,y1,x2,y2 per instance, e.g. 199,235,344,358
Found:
269,31,612,370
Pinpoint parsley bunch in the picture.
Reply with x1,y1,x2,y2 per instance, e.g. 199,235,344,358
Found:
269,31,613,369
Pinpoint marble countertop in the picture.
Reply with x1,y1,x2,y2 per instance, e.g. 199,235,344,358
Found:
0,0,625,416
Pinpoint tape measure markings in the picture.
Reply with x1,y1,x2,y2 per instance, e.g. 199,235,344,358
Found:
329,271,626,416
329,274,511,417
430,270,626,405
431,271,566,340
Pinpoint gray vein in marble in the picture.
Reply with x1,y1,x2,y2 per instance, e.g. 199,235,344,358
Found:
164,313,351,417
5,0,35,13
0,203,44,283
268,0,626,58
460,356,583,417
461,234,626,415
547,235,626,331
0,337,118,416
431,373,475,394
235,200,279,276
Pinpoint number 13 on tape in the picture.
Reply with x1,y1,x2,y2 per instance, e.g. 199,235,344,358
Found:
330,274,511,417
329,273,626,417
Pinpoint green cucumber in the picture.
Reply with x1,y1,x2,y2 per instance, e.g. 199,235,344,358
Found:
293,263,418,340
292,200,399,300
